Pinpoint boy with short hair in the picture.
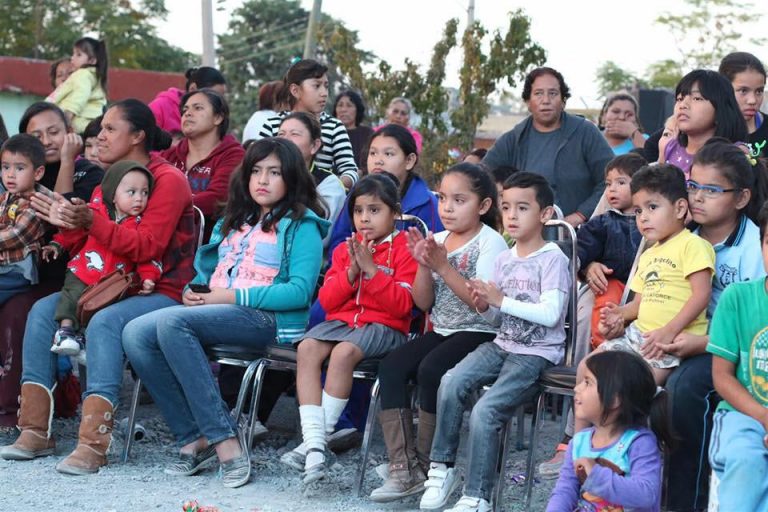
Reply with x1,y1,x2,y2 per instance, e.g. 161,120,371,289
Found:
45,160,161,359
420,172,571,512
707,200,768,510
598,164,714,385
81,116,104,169
0,134,49,305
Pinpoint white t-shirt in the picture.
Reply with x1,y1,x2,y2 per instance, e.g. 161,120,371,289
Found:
242,109,277,143
430,224,508,335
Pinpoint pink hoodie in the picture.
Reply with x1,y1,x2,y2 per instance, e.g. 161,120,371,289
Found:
149,87,184,134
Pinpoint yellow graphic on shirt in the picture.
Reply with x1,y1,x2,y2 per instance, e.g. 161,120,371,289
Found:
7,204,18,221
749,327,768,405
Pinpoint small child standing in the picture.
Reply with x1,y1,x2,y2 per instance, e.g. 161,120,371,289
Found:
0,134,49,305
598,164,715,386
707,202,768,510
547,351,673,511
45,160,160,358
46,37,108,133
420,172,571,512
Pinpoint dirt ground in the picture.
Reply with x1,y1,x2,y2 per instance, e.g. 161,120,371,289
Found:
0,373,562,512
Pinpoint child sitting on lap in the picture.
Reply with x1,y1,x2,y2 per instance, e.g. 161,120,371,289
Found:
597,164,714,386
45,160,160,361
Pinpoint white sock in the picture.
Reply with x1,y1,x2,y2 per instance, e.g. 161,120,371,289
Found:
299,405,326,469
321,391,348,434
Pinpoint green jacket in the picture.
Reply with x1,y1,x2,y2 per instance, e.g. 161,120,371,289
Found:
189,209,330,343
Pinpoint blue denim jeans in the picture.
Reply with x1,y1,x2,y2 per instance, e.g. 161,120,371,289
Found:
0,272,30,307
22,292,178,404
430,341,550,501
122,304,277,447
710,409,768,510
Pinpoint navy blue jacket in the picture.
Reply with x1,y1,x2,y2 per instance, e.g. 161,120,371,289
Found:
577,210,642,282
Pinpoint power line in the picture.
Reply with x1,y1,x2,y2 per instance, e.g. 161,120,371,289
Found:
217,16,308,49
220,40,304,65
218,27,306,59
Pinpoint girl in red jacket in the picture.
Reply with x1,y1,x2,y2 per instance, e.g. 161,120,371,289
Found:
295,173,417,484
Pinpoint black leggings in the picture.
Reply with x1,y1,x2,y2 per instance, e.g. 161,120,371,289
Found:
378,330,496,413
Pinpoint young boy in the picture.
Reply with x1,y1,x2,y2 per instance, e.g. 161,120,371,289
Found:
81,116,104,169
579,153,646,347
45,160,161,359
598,164,714,385
0,134,48,305
419,172,571,512
538,152,647,479
708,201,768,510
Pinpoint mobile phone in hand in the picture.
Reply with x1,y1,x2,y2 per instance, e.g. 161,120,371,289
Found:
188,283,211,294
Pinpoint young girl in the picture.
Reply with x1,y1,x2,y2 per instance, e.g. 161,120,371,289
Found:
46,37,108,133
259,59,359,188
277,112,346,236
120,137,329,488
369,163,508,502
719,52,768,158
664,69,747,177
547,351,673,512
328,124,443,253
294,173,417,484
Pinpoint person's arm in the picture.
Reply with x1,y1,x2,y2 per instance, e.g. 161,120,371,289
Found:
480,130,516,170
360,241,417,319
0,205,46,251
580,432,662,508
318,242,358,313
411,264,435,312
237,218,324,311
546,440,580,511
713,357,768,432
499,289,567,328
88,166,191,262
56,69,94,117
327,121,359,187
575,123,613,219
576,215,607,272
644,129,663,164
66,159,104,201
192,145,245,216
257,115,279,140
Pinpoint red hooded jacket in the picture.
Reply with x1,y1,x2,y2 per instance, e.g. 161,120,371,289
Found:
158,134,245,217
319,231,417,334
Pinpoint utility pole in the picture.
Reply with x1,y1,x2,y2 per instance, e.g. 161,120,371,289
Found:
303,0,322,59
467,0,475,26
202,0,215,66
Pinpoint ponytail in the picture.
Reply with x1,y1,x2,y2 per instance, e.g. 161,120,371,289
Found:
74,37,109,92
648,387,676,454
109,99,172,152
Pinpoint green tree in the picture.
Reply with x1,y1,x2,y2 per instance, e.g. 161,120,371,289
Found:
0,0,196,72
651,0,765,75
645,59,684,89
217,0,373,131
595,61,643,97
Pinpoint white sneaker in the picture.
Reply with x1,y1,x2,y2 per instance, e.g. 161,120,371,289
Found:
419,463,461,510
445,495,492,512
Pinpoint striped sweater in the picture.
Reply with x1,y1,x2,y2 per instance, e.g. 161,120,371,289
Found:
259,111,359,186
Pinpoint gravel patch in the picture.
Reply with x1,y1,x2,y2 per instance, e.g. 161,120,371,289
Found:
0,373,561,511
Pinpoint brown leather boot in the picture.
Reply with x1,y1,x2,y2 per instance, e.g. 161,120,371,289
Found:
370,408,426,502
55,394,114,475
416,409,436,472
0,382,56,460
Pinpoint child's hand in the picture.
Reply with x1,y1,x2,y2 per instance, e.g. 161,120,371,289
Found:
199,287,236,305
405,227,429,265
422,237,449,274
41,244,60,262
182,287,205,307
467,278,503,309
466,280,489,312
346,237,360,281
598,302,624,338
641,326,676,360
658,332,707,359
351,237,377,278
138,279,155,295
584,262,613,295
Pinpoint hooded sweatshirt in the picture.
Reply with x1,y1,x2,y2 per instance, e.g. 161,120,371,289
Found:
149,87,184,134
54,161,161,286
158,134,245,217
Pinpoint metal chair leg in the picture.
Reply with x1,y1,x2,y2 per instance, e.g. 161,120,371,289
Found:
493,418,514,511
121,377,142,463
232,358,260,422
356,378,381,497
242,358,264,448
524,392,546,511
515,405,525,451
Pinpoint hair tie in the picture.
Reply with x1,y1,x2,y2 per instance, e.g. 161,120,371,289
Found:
654,386,665,398
741,140,764,167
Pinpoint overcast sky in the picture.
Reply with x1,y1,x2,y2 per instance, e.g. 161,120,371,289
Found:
156,0,768,108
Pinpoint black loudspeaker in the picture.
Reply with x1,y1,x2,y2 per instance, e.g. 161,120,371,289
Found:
639,89,675,133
